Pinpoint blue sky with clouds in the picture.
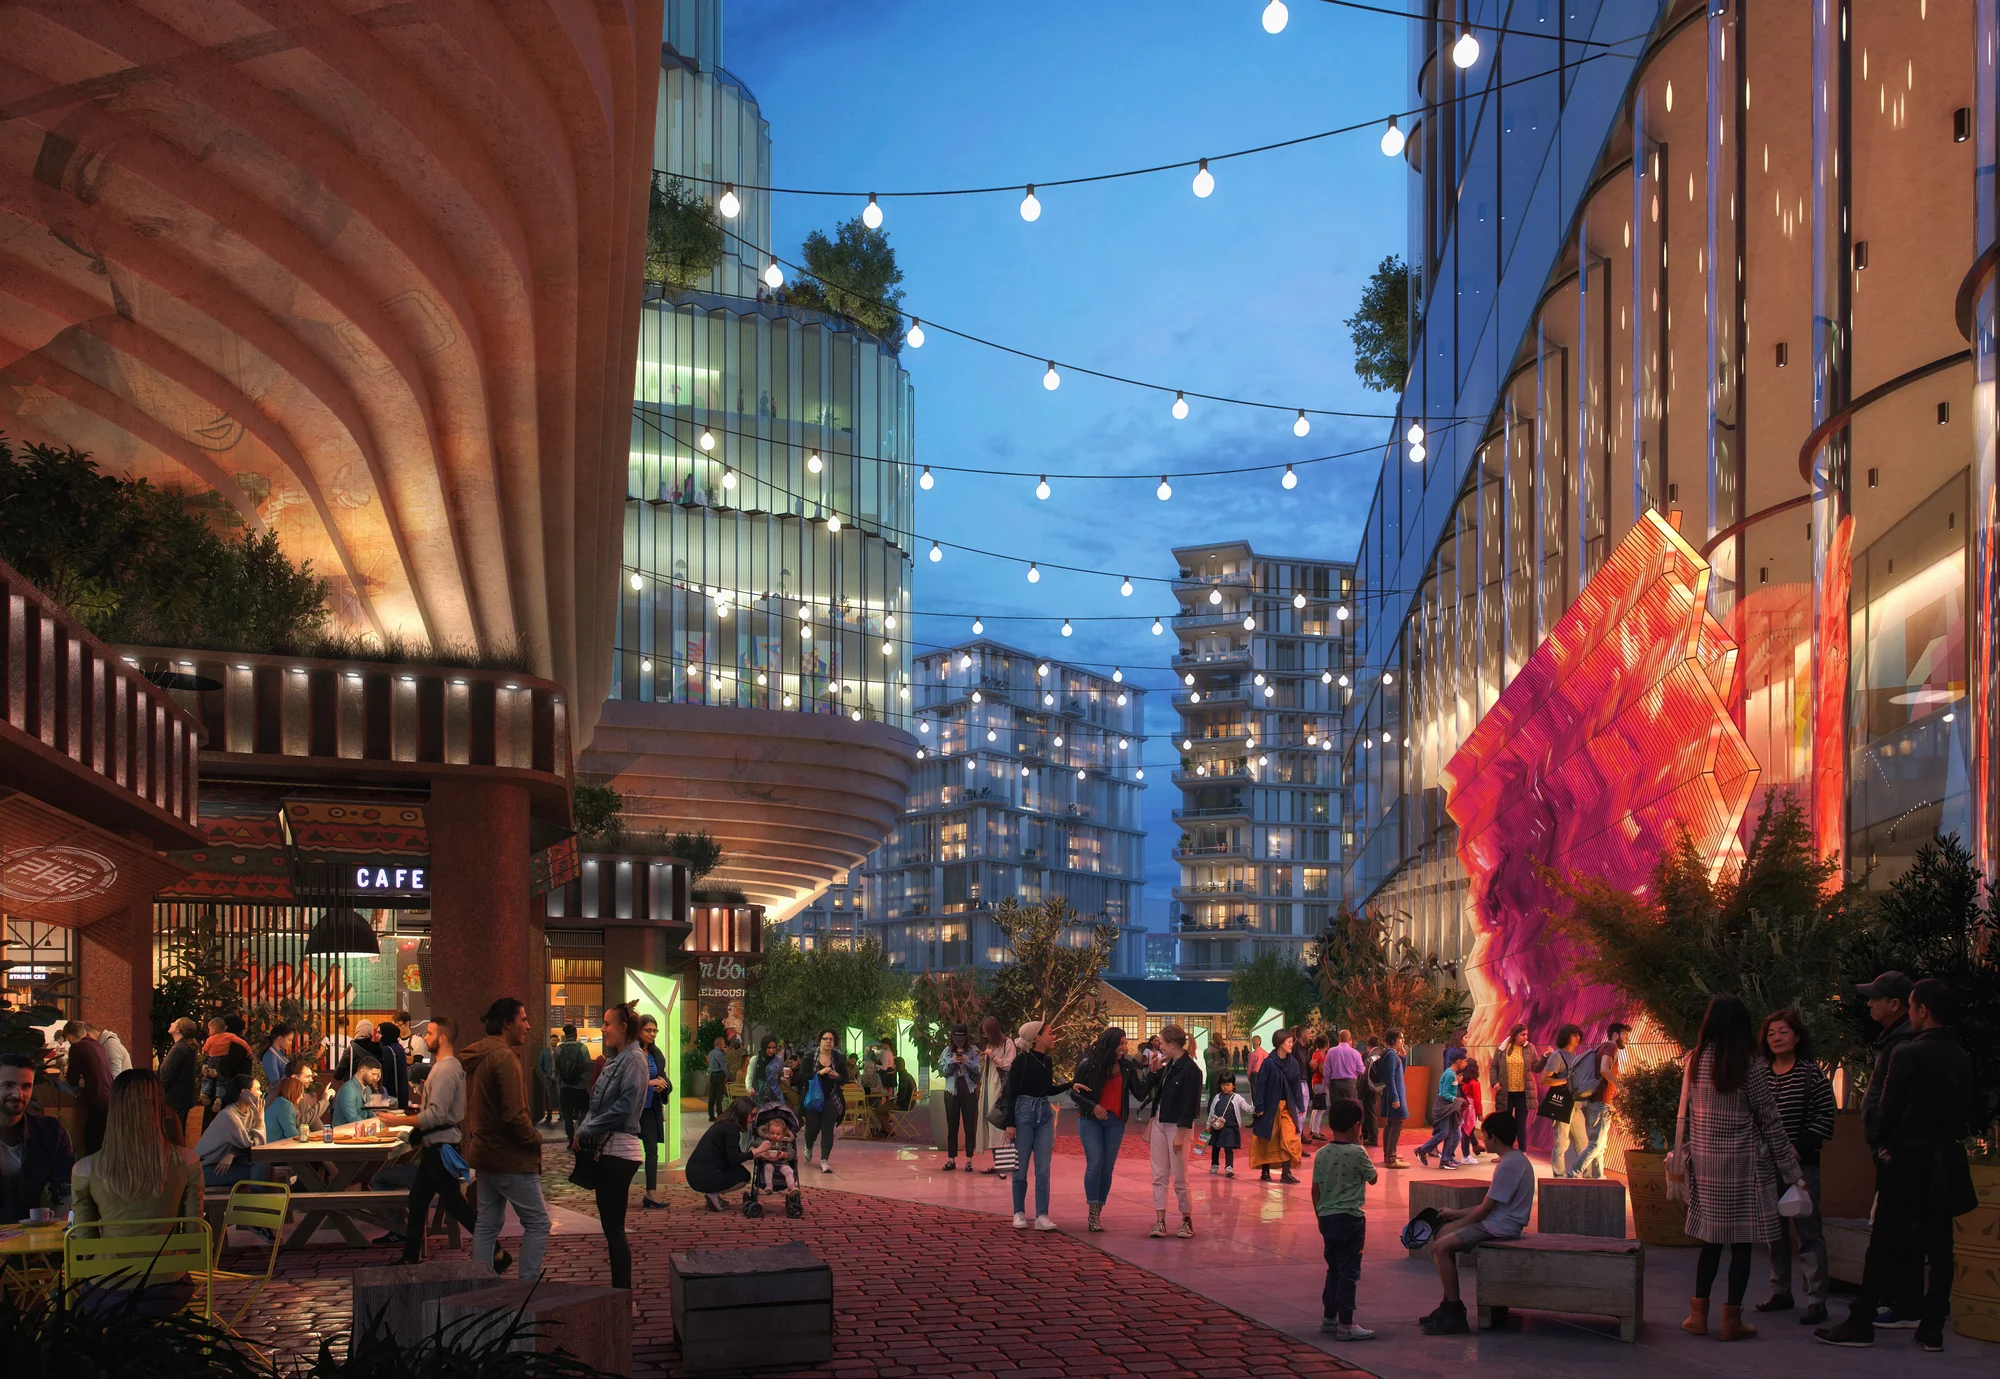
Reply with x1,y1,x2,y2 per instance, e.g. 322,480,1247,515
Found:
726,0,1407,928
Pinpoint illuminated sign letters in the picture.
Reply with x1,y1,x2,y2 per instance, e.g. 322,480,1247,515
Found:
352,863,429,897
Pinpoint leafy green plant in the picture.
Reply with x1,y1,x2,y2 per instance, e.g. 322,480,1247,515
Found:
985,897,1115,1063
786,217,907,349
0,1285,267,1378
1229,948,1319,1030
680,1016,729,1081
745,939,905,1050
1345,254,1414,393
1312,903,1470,1041
644,174,724,299
908,968,991,1076
571,784,623,845
157,907,248,1026
1612,1059,1685,1151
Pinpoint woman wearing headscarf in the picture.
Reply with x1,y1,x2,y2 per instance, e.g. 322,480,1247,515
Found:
638,1015,673,1211
973,1014,1016,1173
1249,1027,1307,1183
999,1020,1064,1231
749,1036,785,1110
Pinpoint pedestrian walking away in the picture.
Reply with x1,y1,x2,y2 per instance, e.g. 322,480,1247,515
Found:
463,997,550,1282
574,1001,647,1290
553,1023,592,1147
704,1037,729,1122
378,1017,478,1264
1000,1020,1065,1231
1145,1024,1203,1239
1322,1030,1365,1128
937,1025,982,1173
1755,1008,1835,1325
1314,1097,1378,1340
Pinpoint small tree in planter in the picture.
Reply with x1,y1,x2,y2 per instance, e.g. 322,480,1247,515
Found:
986,897,1114,1063
909,968,989,1090
1613,1059,1698,1246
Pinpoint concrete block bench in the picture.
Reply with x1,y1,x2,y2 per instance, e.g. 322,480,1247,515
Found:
353,1261,497,1346
1407,1178,1488,1258
670,1242,833,1374
1474,1234,1645,1341
431,1281,632,1375
1537,1177,1627,1237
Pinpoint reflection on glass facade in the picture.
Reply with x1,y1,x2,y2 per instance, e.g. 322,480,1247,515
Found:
1348,2,1996,981
862,641,1146,977
617,6,915,730
1170,542,1354,977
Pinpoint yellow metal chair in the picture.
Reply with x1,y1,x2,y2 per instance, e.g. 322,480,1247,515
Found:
191,1181,292,1326
63,1216,214,1321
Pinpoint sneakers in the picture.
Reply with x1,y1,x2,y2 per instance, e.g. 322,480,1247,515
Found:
1417,1149,1433,1167
1033,1215,1058,1232
1420,1300,1470,1335
1177,1215,1194,1238
818,1160,833,1174
1798,1303,1828,1325
1815,1317,1876,1348
1012,1212,1030,1230
1755,1293,1795,1314
1336,1323,1377,1341
1876,1308,1919,1330
1209,1163,1220,1175
1224,1167,1236,1177
1150,1215,1167,1238
1916,1330,1944,1353
943,1159,957,1171
1440,1159,1462,1170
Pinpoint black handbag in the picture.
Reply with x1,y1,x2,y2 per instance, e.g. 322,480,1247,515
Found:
569,1138,603,1189
985,1100,1011,1130
1537,1054,1577,1122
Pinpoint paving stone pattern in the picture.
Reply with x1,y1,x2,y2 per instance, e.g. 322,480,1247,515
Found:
225,1146,1359,1378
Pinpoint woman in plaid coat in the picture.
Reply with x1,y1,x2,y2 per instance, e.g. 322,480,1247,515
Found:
1678,995,1808,1341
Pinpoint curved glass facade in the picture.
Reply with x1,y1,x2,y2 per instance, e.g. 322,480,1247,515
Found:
616,6,916,731
1348,3,1996,971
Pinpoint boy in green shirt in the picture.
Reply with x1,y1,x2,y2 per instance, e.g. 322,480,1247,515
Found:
1312,1097,1379,1340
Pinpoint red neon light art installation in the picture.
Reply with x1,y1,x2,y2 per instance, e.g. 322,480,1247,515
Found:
1441,511,1761,1053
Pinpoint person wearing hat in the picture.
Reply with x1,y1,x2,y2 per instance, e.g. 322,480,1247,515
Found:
999,1020,1064,1231
1489,1024,1542,1132
1842,971,1925,1331
937,1024,981,1172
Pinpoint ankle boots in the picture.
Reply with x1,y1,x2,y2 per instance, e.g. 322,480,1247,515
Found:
1682,1298,1709,1335
1682,1298,1757,1341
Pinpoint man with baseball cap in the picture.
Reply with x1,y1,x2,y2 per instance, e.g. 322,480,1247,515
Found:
1830,972,1923,1333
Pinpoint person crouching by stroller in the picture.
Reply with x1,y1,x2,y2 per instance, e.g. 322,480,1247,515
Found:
1208,1073,1252,1177
687,1097,756,1212
745,1103,804,1219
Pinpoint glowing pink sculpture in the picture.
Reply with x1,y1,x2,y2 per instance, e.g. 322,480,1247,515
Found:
1441,511,1761,1053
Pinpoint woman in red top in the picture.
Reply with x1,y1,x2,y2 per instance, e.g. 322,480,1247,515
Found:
1069,1027,1139,1234
1307,1036,1330,1141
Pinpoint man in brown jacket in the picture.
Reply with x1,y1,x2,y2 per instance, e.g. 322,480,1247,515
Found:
463,996,548,1280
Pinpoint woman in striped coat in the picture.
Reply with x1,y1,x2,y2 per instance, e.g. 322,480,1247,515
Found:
1756,1008,1837,1324
1678,995,1809,1342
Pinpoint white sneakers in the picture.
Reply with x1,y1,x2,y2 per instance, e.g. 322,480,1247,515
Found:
1033,1215,1058,1232
818,1160,832,1174
1012,1212,1029,1229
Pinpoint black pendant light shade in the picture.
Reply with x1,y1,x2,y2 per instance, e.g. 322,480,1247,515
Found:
304,907,379,957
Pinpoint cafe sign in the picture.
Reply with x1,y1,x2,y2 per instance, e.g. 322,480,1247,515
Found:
350,862,429,897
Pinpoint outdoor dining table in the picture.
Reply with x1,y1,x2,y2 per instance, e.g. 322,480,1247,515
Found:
0,1222,65,1304
251,1131,412,1249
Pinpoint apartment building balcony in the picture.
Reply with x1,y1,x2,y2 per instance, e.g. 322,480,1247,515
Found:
1172,569,1252,595
1172,765,1251,786
1171,880,1256,898
1172,839,1250,862
1172,805,1248,827
1172,913,1255,932
1172,646,1252,669
1171,609,1249,631
1173,685,1251,707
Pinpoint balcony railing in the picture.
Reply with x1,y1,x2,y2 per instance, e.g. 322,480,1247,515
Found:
1171,610,1248,630
1173,914,1255,932
1172,647,1251,668
1172,804,1246,821
1173,570,1252,591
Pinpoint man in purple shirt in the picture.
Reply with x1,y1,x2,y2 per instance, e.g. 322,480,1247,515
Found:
1323,1029,1367,1108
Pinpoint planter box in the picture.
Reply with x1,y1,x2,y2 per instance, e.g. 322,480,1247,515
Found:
670,1243,833,1374
1624,1149,1696,1247
1954,1163,2000,1341
1819,1111,1874,1219
1825,1217,1869,1287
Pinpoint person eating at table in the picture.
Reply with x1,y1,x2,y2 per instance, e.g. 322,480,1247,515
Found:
331,1058,383,1126
195,1075,271,1190
0,1052,73,1220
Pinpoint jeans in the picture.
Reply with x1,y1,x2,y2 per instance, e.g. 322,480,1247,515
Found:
401,1144,477,1262
1078,1112,1126,1205
707,1074,727,1121
1768,1162,1828,1303
1010,1095,1055,1217
1851,1155,1954,1336
943,1090,978,1159
203,1160,271,1190
1416,1110,1461,1163
802,1105,838,1163
1573,1100,1611,1178
596,1155,641,1289
1546,1109,1589,1176
1149,1116,1191,1216
1318,1212,1365,1323
473,1171,549,1281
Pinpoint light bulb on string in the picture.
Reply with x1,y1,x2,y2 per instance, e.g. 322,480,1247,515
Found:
1060,620,1073,637
1409,441,1426,463
1209,587,1223,605
826,512,841,532
1112,668,1124,683
1338,674,1350,687
1243,616,1256,631
1152,618,1164,635
1452,30,1481,67
1293,409,1311,437
1119,577,1133,597
1187,691,1199,703
1117,692,1128,705
918,464,932,488
972,617,984,634
906,319,925,349
1293,592,1307,609
1181,738,1192,751
1037,663,1050,677
1320,740,1331,752
698,429,715,451
720,466,735,489
1282,464,1298,490
1184,673,1196,686
1383,671,1395,685
1336,605,1351,621
1019,185,1041,221
1191,158,1214,198
1026,563,1040,583
1254,673,1265,686
929,542,942,562
1407,422,1425,445
1171,391,1189,420
885,614,896,630
1157,477,1172,501
1118,738,1128,750
1054,735,1064,747
1261,0,1288,33
1381,116,1406,158
1045,694,1056,706
1035,475,1051,501
807,452,823,474
629,572,643,591
881,641,893,655
1076,769,1086,780
862,194,883,229
718,184,740,218
1135,768,1144,780
959,653,972,669
1042,361,1061,391
641,658,651,672
1321,671,1333,685
763,261,783,289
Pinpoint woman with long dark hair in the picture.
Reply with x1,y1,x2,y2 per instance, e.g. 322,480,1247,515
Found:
686,1096,757,1210
1678,995,1809,1342
790,1029,847,1173
749,1036,785,1109
637,1015,672,1211
1068,1025,1137,1232
1756,1008,1836,1324
973,1014,1016,1172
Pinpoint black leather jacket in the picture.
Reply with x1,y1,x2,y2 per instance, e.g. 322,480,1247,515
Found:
1070,1053,1143,1122
1149,1054,1206,1130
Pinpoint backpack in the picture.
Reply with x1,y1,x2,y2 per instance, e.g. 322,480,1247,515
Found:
1367,1054,1389,1088
555,1040,591,1088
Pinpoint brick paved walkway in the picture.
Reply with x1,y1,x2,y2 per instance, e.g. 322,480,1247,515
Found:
225,1147,1361,1377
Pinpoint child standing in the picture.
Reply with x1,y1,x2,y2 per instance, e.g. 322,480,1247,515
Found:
1313,1098,1378,1340
1206,1073,1252,1177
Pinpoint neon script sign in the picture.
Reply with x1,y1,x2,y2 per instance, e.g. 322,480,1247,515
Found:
352,864,428,896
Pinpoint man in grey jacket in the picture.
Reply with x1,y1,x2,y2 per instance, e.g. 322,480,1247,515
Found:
381,1016,477,1262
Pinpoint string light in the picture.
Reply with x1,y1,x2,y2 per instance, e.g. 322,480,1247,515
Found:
1112,668,1124,682
918,464,932,488
1171,391,1189,420
1381,116,1405,157
1282,464,1298,490
807,452,823,473
1191,158,1215,198
1382,671,1395,685
1042,361,1061,391
1117,692,1129,705
1293,592,1307,609
721,466,736,490
1293,409,1311,437
1243,615,1256,631
1407,422,1425,444
1045,693,1057,705
862,193,883,228
641,658,652,671
930,542,943,562
1036,475,1051,500
1209,588,1223,605
698,429,715,451
630,573,643,591
1020,184,1041,221
907,319,925,349
1321,671,1333,684
1261,0,1289,33
1118,738,1129,750
1184,673,1196,686
1336,606,1351,621
1120,577,1133,597
1152,618,1164,635
1339,674,1350,687
1452,31,1482,68
1061,619,1073,637
1027,563,1040,583
1076,768,1087,780
1037,663,1050,677
1136,768,1145,779
1157,477,1173,501
763,261,783,289
718,184,740,217
972,618,984,634
826,512,842,532
1182,739,1193,750
1409,442,1426,463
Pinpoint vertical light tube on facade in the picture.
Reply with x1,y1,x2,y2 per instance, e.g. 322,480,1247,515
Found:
1974,0,2000,882
1706,0,1746,614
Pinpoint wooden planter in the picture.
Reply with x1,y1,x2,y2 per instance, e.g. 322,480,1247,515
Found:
1624,1149,1696,1247
1818,1111,1874,1219
1954,1162,2000,1341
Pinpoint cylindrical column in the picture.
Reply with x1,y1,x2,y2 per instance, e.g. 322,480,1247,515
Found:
79,896,152,1061
427,778,535,1038
1974,0,2000,882
1706,0,1746,613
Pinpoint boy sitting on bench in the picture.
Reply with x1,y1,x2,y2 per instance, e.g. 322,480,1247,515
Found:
1420,1111,1535,1335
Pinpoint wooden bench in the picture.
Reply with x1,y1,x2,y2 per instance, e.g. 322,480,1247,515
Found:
670,1243,833,1374
1474,1234,1644,1342
1407,1179,1488,1258
1536,1177,1627,1237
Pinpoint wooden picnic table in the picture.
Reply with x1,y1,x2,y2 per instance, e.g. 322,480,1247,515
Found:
253,1133,412,1249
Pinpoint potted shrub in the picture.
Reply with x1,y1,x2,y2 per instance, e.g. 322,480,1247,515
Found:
1614,1059,1696,1246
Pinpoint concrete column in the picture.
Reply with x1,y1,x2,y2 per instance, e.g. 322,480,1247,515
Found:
427,778,535,1039
80,896,151,1058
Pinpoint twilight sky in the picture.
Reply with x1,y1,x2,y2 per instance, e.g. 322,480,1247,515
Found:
727,0,1408,928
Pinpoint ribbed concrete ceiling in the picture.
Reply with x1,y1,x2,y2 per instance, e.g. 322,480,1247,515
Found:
0,0,662,747
579,700,918,921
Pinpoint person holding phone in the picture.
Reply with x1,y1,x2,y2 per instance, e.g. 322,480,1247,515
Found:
790,1029,847,1173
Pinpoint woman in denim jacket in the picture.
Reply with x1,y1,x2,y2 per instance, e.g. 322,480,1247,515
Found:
576,1003,647,1289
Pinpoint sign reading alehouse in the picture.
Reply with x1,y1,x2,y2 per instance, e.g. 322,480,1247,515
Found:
695,951,749,1033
